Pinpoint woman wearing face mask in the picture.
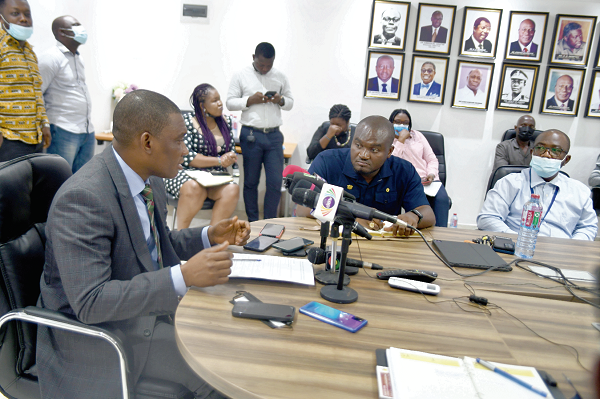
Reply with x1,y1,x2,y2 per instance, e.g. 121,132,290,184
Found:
388,109,450,227
306,104,355,162
164,83,239,229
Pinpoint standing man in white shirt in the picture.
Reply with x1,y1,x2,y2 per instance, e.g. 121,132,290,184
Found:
39,15,94,173
226,42,294,221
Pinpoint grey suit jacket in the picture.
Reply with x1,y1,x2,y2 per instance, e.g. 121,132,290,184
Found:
37,146,207,399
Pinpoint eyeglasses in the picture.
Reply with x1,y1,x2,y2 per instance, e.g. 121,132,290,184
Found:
383,17,400,23
533,145,565,158
421,69,434,73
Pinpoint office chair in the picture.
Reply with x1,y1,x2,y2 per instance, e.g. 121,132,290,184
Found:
0,154,192,399
420,131,447,186
487,165,569,197
305,122,357,164
167,192,215,230
501,129,543,142
591,187,600,216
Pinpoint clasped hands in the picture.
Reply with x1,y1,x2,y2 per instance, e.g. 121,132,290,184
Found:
180,216,251,288
247,91,282,106
220,151,237,168
357,212,419,237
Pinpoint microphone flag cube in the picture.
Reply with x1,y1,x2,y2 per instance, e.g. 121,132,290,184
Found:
313,183,343,223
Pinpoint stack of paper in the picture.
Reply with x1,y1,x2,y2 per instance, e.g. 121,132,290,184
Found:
379,347,553,399
230,253,315,286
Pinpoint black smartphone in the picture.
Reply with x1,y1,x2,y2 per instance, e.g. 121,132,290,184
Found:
272,237,314,253
243,235,279,252
282,248,307,257
260,223,285,238
232,302,295,322
492,236,515,254
264,90,277,98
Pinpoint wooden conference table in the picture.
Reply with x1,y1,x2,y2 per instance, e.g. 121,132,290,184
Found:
175,218,599,399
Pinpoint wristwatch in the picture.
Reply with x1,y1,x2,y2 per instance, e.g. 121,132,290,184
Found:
409,209,423,225
278,97,285,106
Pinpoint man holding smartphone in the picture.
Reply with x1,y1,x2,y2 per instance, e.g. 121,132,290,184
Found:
227,42,294,222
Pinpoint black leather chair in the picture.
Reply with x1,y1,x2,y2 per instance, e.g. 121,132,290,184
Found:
420,131,447,186
501,129,543,142
0,154,192,399
591,187,600,216
305,121,357,164
486,165,569,197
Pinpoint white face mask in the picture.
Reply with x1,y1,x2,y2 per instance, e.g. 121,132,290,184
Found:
530,155,563,178
393,124,409,137
65,25,88,44
1,14,33,41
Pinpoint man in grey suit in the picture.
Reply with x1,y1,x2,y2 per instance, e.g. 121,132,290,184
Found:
37,89,251,398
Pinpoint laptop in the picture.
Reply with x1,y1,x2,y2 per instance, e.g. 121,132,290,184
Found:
432,240,512,272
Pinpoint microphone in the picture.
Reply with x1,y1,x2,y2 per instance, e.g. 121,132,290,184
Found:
292,181,371,239
283,165,356,201
307,247,383,270
291,188,415,230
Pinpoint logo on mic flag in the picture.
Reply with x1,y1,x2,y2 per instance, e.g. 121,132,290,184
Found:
314,183,343,223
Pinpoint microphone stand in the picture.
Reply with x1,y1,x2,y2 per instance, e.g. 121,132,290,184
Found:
314,221,349,286
320,213,358,304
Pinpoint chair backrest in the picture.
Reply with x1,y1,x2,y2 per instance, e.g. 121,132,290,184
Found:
501,129,543,142
306,121,357,164
0,154,71,376
420,131,447,186
487,165,570,195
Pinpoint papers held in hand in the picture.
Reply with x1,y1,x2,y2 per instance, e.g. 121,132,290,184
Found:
185,170,233,187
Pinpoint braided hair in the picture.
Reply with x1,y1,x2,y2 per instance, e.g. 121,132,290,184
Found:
328,104,351,122
189,84,231,157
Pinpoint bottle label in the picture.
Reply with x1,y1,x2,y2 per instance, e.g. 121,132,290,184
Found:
524,209,541,228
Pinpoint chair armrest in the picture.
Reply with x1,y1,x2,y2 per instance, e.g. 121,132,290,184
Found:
0,306,131,399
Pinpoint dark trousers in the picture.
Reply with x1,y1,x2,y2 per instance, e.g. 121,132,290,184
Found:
0,138,43,162
142,321,227,398
239,126,284,222
427,184,450,227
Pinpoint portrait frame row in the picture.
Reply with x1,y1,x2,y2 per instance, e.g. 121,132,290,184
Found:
363,52,600,117
367,1,598,67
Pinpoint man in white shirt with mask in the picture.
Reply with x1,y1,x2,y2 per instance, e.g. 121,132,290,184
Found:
478,129,597,240
39,15,94,173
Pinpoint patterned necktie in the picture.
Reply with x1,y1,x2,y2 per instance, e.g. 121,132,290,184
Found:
432,29,437,42
479,43,483,50
560,102,567,111
141,184,163,268
382,83,388,93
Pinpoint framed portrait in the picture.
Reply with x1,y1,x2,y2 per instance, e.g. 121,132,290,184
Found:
594,40,600,69
504,11,549,63
548,14,597,66
451,60,495,110
540,67,585,117
496,64,539,112
364,51,404,100
584,71,600,118
368,0,410,51
407,55,449,105
458,7,502,59
413,3,456,55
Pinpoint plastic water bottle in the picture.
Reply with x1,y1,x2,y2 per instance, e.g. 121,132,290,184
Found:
515,194,543,259
449,213,458,228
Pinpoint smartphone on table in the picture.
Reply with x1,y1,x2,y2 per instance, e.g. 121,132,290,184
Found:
259,223,285,239
299,301,367,333
243,235,279,252
232,302,295,322
272,237,314,253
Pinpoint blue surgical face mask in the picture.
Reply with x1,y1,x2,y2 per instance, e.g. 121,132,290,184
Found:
530,155,563,178
393,124,409,137
1,14,33,41
65,25,88,44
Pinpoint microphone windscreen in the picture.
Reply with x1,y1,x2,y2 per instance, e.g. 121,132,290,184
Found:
282,164,308,178
307,247,327,264
291,188,319,208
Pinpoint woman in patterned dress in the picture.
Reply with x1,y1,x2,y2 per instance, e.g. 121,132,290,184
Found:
164,84,239,228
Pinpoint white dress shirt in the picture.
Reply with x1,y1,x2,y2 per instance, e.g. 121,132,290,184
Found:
113,148,212,295
456,86,486,105
226,65,294,128
477,168,598,240
38,41,94,134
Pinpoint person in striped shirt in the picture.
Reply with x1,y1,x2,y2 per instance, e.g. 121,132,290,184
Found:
0,0,51,161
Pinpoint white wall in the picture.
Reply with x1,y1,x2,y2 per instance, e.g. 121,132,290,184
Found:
27,0,600,226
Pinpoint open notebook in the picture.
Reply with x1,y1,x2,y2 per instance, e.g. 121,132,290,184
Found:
383,347,553,399
185,170,233,187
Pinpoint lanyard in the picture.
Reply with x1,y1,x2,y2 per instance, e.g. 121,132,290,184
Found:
529,169,558,226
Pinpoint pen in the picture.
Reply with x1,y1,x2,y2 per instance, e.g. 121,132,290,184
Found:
476,358,547,397
233,259,262,262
